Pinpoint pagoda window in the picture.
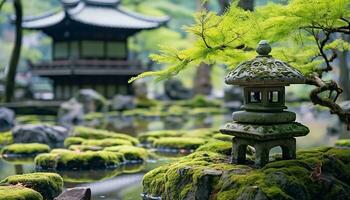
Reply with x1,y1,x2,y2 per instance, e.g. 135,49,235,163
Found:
268,91,280,103
249,91,262,103
82,41,104,58
107,41,126,59
54,42,69,59
70,41,79,59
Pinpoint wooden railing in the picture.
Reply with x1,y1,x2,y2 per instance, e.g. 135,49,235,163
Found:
28,59,147,76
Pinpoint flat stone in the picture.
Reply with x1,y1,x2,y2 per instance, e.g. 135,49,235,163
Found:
220,122,309,140
55,187,91,200
232,111,296,124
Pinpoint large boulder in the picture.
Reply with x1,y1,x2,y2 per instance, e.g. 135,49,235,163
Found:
12,124,69,148
111,95,135,111
57,99,84,127
0,107,15,132
164,79,193,100
76,89,107,113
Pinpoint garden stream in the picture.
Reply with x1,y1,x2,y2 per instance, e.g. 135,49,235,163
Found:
0,103,348,200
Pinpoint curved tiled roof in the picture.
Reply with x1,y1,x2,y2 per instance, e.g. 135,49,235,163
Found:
225,41,305,86
22,0,169,30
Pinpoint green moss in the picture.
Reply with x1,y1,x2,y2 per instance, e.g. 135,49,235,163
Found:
0,173,63,200
73,126,139,145
16,115,55,125
153,137,206,150
138,130,183,144
0,185,43,200
177,95,221,108
196,140,232,155
82,138,132,147
83,112,105,121
135,97,160,108
1,143,50,156
35,150,124,170
104,145,148,162
191,107,226,116
335,139,350,147
142,147,350,200
0,131,13,146
213,133,233,141
69,144,103,152
63,137,86,147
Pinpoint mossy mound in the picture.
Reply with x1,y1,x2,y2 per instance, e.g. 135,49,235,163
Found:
0,185,43,200
1,143,50,156
142,147,350,200
335,139,350,147
68,144,103,152
104,145,148,162
139,128,218,145
196,140,233,156
72,126,139,145
63,137,85,147
81,138,132,147
0,131,13,147
177,95,221,108
16,115,55,125
35,150,124,170
0,173,63,200
153,137,206,151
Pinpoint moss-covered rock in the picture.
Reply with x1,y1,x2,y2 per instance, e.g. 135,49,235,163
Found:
138,130,183,144
0,173,63,200
196,140,233,156
177,95,221,108
81,138,132,147
104,145,148,162
63,137,86,147
142,147,350,200
68,144,103,152
0,131,13,147
0,185,43,200
153,137,206,151
1,143,50,156
35,150,124,170
72,126,139,145
335,139,350,147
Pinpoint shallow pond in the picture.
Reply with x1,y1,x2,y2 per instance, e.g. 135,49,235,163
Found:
1,103,349,200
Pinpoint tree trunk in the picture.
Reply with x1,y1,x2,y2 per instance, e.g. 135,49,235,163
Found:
194,0,213,96
238,0,254,11
338,36,350,100
5,0,22,102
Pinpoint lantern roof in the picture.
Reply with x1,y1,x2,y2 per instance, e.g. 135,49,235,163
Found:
225,41,305,86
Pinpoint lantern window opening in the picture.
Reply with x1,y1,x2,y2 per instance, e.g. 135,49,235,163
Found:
268,91,280,103
249,91,262,103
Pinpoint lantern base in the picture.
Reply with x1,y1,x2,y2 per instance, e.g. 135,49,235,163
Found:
231,137,296,168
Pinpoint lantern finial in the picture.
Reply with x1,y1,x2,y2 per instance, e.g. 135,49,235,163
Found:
256,40,271,56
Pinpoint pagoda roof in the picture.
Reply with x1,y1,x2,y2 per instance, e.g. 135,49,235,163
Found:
225,41,305,86
22,0,169,31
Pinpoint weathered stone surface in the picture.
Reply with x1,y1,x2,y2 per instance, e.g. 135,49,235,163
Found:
55,187,91,200
132,79,148,99
12,124,69,148
76,89,107,113
111,95,135,110
220,122,309,140
0,107,15,132
57,99,84,127
232,111,296,124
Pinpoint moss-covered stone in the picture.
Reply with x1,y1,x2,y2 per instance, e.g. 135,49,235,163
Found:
177,95,221,108
212,133,233,141
0,131,13,147
16,115,55,125
68,144,103,152
35,150,124,170
138,130,183,144
104,145,148,162
153,137,206,150
135,97,160,108
142,147,350,200
72,126,139,145
335,139,350,147
0,173,63,200
196,140,233,156
81,138,132,147
63,137,86,147
0,185,43,200
1,143,50,156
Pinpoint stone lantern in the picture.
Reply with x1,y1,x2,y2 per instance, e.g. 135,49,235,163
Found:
220,40,310,167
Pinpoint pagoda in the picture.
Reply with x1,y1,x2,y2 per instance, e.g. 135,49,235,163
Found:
22,0,168,99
